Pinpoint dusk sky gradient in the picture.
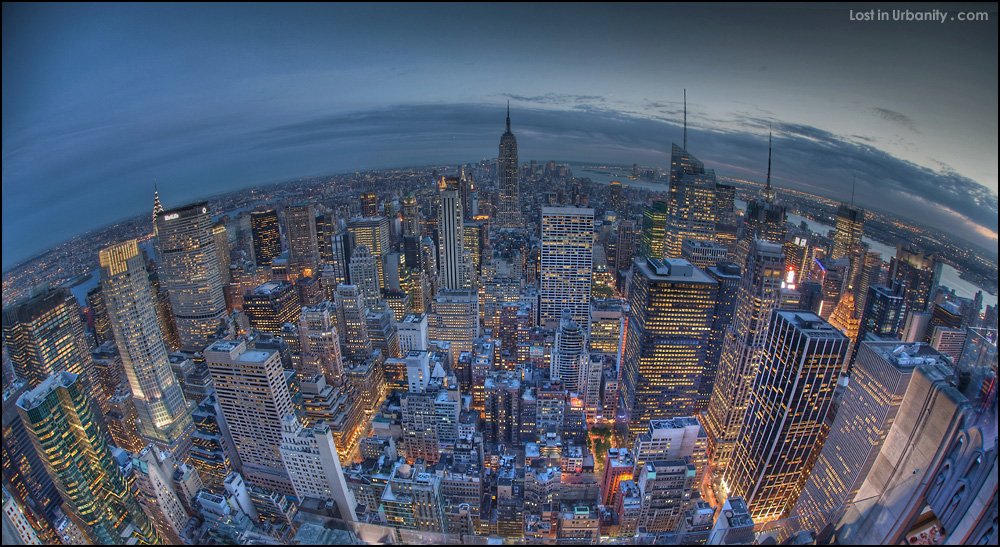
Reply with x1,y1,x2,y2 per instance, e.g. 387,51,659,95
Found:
3,3,998,269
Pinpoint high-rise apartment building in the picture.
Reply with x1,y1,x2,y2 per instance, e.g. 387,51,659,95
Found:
250,210,281,267
99,239,193,456
155,201,227,349
663,144,717,258
205,339,298,496
497,105,521,229
724,311,848,522
618,257,718,445
16,372,158,545
539,206,594,329
704,239,784,473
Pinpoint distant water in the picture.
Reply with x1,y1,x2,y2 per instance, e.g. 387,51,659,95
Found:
783,210,996,309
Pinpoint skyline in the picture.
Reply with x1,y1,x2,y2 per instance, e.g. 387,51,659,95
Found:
3,3,998,269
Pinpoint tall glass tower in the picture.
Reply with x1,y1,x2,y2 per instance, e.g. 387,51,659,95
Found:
100,239,193,457
497,104,521,229
664,144,717,258
16,371,158,545
154,201,227,349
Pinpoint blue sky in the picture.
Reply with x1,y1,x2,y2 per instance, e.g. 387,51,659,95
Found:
3,3,997,269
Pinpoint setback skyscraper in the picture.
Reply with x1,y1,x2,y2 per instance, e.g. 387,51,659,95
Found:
663,144,717,258
704,239,785,474
285,203,320,280
100,239,194,457
497,104,521,229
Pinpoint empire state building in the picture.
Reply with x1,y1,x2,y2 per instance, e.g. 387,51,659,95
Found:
497,103,521,229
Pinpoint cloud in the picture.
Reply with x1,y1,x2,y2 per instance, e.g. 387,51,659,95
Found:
872,107,920,133
3,101,998,269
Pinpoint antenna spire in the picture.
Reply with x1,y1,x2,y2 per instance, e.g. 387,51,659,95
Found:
683,88,687,150
764,125,774,202
506,101,511,133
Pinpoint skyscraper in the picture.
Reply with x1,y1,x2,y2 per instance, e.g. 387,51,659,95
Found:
250,210,281,267
550,308,587,392
402,193,420,236
539,206,595,329
888,244,941,315
2,288,101,412
704,239,784,473
99,239,193,456
724,311,848,522
335,285,373,363
618,257,718,445
347,216,391,289
639,202,668,260
497,104,521,229
361,192,379,219
830,203,865,261
663,144,717,258
735,132,786,267
438,178,467,290
702,261,742,411
2,380,62,522
204,339,298,496
790,341,927,533
16,372,158,545
285,203,320,280
614,220,637,276
850,284,905,369
155,201,227,349
131,445,197,544
349,245,382,309
279,416,358,521
86,285,114,345
242,281,301,335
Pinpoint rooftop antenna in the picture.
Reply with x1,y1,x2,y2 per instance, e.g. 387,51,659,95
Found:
683,88,687,150
764,125,774,203
506,100,511,133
